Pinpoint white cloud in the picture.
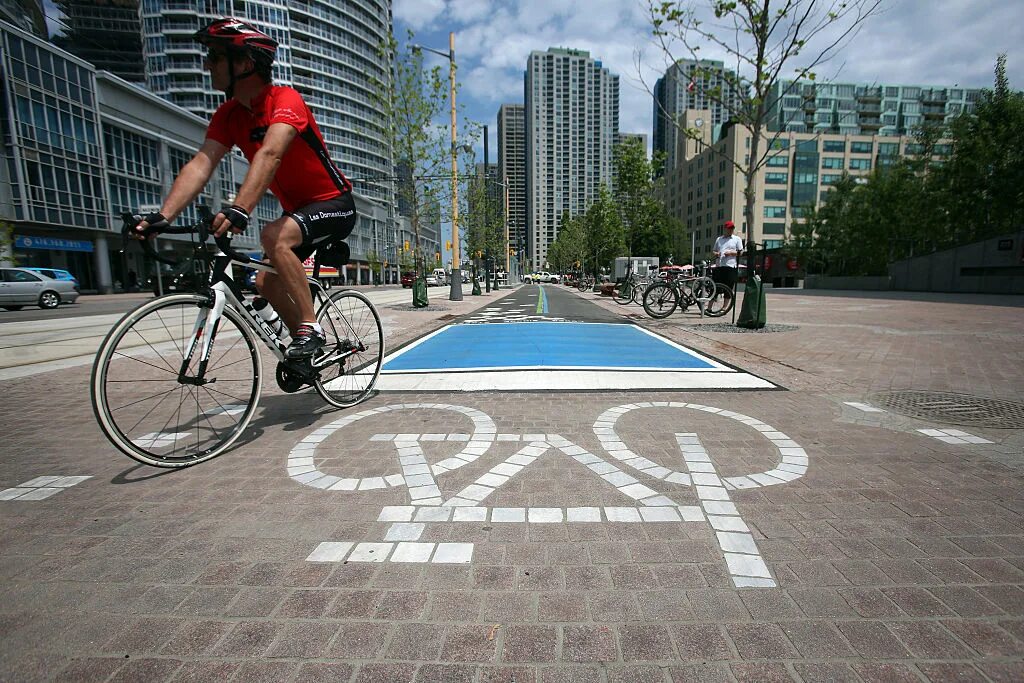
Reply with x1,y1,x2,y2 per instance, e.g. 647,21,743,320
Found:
394,0,447,29
398,0,1024,152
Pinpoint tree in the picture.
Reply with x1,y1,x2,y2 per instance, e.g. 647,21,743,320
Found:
547,211,588,275
647,0,883,244
931,54,1024,244
582,188,626,276
613,140,678,261
0,220,16,266
371,31,451,282
366,249,383,285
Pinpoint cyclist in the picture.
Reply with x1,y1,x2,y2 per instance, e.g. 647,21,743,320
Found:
712,220,744,302
133,17,356,359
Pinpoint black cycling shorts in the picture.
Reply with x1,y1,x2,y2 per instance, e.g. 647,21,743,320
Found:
286,192,357,261
712,265,737,290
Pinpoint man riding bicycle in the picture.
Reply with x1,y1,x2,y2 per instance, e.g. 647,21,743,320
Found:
133,18,356,359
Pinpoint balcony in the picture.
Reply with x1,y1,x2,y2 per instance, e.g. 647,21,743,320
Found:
856,87,882,102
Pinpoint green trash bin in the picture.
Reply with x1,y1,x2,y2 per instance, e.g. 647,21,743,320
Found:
471,275,481,296
412,276,429,308
736,273,766,329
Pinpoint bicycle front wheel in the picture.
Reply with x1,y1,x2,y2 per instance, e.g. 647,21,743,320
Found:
612,280,633,305
314,290,384,408
642,282,678,318
90,294,262,467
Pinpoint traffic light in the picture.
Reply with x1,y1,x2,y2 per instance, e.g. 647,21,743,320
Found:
435,251,441,261
445,240,451,251
403,241,409,252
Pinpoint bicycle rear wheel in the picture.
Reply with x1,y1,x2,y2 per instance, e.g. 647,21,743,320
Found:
642,282,678,318
703,283,735,317
314,290,384,408
90,294,262,467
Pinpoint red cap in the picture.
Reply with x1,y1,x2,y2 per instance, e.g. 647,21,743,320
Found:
723,220,735,229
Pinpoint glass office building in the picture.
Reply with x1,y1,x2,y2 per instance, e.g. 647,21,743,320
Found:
139,1,398,275
0,19,266,291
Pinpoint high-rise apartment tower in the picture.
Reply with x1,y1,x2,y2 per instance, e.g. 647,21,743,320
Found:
653,59,744,172
525,47,619,268
497,104,526,258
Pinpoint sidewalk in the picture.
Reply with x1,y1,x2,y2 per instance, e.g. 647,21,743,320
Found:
1,285,1023,682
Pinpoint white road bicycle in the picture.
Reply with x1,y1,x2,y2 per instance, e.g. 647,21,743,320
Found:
90,207,384,468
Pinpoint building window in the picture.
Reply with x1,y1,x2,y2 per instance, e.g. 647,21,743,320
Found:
770,138,790,150
764,206,787,218
765,172,788,184
823,140,845,153
849,158,871,170
767,155,789,167
764,189,787,201
822,157,844,169
821,174,843,185
850,141,873,154
877,142,899,156
763,222,786,235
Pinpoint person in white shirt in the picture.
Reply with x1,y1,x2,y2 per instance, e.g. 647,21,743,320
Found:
712,220,744,301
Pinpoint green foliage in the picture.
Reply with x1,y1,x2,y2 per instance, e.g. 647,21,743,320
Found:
613,140,685,263
786,55,1024,275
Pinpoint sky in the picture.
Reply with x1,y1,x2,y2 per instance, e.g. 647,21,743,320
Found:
394,0,1024,159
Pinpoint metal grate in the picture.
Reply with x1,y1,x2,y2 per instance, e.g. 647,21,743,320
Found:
871,391,1024,428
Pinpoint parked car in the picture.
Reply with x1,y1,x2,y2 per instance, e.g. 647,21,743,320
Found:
430,268,447,286
425,273,441,286
146,259,200,295
529,271,559,284
400,271,415,288
23,267,79,287
0,267,80,310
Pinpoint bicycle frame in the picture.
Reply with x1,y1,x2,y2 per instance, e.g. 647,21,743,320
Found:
177,247,357,385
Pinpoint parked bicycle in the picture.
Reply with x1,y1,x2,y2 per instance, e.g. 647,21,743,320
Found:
90,206,384,468
576,274,596,292
641,261,735,319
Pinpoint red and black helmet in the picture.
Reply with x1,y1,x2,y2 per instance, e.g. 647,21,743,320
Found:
193,18,277,65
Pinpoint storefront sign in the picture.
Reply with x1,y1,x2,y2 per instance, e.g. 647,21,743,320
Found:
303,256,338,277
15,236,94,253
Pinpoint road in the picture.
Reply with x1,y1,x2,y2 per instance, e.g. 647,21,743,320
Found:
0,287,412,381
1,282,1023,681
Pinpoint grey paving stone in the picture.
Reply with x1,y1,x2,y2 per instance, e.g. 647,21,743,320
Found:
561,624,617,662
668,623,732,661
502,625,558,662
617,624,676,661
326,622,391,659
440,624,499,662
385,623,446,660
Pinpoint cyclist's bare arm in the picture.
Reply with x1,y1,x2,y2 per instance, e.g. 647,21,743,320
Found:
212,122,298,237
134,139,229,234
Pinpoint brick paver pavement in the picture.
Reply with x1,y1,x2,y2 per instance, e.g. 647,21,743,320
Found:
1,287,1023,682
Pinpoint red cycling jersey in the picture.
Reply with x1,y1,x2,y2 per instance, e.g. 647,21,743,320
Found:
205,84,352,213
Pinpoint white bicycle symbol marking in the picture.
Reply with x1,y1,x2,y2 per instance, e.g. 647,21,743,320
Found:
288,402,809,588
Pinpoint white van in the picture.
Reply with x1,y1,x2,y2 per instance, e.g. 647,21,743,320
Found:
430,268,447,286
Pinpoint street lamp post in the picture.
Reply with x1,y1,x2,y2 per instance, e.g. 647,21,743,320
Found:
412,33,462,301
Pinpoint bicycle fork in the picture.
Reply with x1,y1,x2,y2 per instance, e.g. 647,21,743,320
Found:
178,290,228,386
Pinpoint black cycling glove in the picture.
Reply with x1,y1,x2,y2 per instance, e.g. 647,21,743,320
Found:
219,205,250,232
141,211,170,229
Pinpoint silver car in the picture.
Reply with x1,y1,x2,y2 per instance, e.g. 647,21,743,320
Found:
0,267,80,310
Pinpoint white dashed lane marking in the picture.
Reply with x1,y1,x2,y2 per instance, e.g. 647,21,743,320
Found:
0,475,91,501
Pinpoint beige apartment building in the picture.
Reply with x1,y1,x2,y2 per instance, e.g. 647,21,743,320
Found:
663,109,941,259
